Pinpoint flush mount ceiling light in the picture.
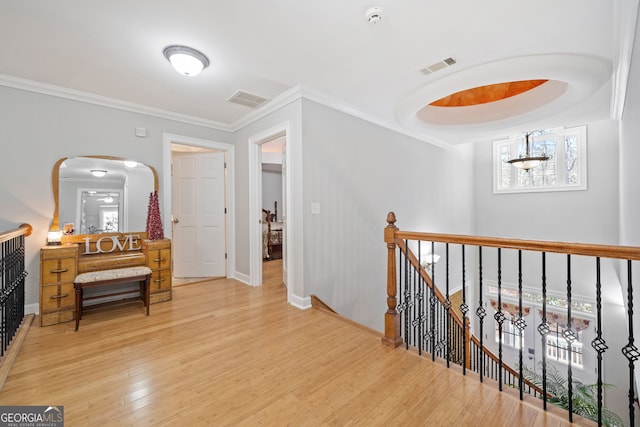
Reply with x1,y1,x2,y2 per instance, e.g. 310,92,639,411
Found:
163,45,210,77
90,169,107,177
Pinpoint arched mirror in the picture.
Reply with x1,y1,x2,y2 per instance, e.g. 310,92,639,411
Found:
51,156,158,235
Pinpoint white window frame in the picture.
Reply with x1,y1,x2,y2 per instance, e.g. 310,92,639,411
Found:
495,319,523,350
493,125,587,194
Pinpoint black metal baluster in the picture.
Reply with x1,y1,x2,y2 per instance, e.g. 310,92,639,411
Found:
537,252,549,411
516,250,526,400
430,241,436,362
460,245,468,375
622,260,639,427
445,243,450,367
590,257,607,426
411,247,417,348
417,244,422,356
477,247,486,382
494,248,505,391
565,255,574,423
404,240,410,350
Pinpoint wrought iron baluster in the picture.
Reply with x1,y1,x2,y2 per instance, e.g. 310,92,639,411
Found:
417,243,422,356
477,246,486,382
430,241,436,362
537,252,549,411
516,250,526,400
404,240,410,350
460,245,468,374
590,257,607,427
564,255,574,423
494,248,505,392
622,260,638,427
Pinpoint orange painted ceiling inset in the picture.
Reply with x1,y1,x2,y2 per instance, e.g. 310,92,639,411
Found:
429,80,549,107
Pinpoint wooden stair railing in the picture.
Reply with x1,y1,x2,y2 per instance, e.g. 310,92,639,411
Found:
392,232,543,396
383,211,640,426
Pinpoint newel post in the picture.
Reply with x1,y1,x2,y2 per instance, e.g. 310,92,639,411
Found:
383,212,403,348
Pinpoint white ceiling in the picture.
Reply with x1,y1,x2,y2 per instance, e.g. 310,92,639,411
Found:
1,1,636,146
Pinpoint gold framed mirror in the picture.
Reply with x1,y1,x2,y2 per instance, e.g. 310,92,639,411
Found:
51,156,158,237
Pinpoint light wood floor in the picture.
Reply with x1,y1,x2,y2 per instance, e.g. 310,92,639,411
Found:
0,260,582,426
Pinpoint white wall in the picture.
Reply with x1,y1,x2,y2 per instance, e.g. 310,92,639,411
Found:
620,10,640,424
300,99,475,331
472,117,631,420
0,85,232,310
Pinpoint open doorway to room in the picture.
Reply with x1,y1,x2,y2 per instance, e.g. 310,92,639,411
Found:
249,122,290,295
162,134,235,287
261,137,285,288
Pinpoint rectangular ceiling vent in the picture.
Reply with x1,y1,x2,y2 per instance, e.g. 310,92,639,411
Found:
227,90,268,108
420,57,457,75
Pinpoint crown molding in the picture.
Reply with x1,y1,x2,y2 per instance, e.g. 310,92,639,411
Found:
611,0,639,120
0,73,451,147
0,74,232,131
298,85,451,148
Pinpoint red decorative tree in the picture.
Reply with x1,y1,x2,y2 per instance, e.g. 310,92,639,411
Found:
146,191,164,240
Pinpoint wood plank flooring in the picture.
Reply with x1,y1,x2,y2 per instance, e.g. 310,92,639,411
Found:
0,260,582,426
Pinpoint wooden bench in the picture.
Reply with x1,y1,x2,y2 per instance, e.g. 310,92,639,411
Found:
73,266,152,331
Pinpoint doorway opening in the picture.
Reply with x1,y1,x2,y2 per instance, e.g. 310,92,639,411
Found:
261,137,285,288
162,134,236,286
248,122,290,299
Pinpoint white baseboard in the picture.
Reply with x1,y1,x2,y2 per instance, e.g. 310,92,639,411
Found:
25,303,39,315
288,294,311,310
233,271,251,286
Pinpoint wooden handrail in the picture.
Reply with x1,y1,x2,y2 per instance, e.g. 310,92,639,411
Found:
394,230,640,261
0,223,32,245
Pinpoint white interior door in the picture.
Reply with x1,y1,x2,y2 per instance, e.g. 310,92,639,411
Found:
172,151,226,278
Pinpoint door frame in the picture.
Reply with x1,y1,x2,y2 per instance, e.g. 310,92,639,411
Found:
162,133,236,278
248,122,291,297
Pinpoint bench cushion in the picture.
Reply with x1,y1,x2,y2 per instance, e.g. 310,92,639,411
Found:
74,266,152,284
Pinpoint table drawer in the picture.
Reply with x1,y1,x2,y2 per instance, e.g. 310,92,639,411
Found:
150,269,172,292
41,258,77,284
148,249,171,270
41,283,75,311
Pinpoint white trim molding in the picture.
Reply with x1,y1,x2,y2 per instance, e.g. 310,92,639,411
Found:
0,74,231,130
611,0,640,120
162,133,236,279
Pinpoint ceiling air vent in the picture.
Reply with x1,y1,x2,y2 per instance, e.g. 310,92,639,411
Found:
227,90,268,108
420,57,457,75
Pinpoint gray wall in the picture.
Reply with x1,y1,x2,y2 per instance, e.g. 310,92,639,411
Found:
621,9,640,422
0,85,232,309
300,99,474,331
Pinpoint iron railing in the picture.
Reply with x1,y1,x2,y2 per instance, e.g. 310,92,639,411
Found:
0,224,32,358
384,212,638,426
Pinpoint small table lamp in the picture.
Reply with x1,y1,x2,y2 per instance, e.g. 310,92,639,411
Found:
47,230,63,245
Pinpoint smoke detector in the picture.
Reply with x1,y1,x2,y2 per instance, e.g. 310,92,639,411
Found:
365,7,383,24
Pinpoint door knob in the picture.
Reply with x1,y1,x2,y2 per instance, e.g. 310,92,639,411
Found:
171,216,180,224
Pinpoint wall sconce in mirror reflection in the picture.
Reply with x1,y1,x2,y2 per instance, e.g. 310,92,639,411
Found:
47,230,63,245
